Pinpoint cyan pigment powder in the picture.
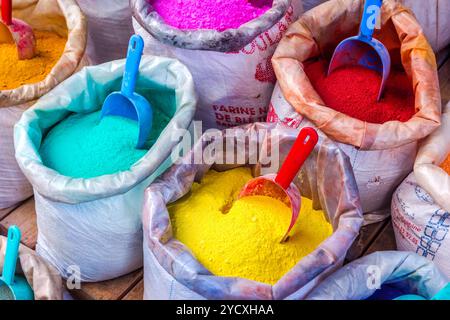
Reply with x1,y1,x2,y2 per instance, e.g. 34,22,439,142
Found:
40,110,170,178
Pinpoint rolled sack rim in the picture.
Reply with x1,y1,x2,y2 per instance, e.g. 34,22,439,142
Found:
414,102,450,212
13,56,197,204
0,0,88,108
272,0,441,150
130,0,291,52
142,122,363,300
305,251,449,300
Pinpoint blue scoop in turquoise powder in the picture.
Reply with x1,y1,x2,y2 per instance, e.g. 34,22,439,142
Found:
40,110,169,179
101,35,153,149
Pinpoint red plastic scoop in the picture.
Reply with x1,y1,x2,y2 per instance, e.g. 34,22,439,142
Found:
0,0,36,60
238,127,319,243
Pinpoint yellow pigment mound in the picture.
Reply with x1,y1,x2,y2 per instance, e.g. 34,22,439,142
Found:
169,168,333,285
0,31,66,90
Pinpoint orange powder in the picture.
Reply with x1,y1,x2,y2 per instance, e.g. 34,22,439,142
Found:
440,155,450,175
0,31,66,90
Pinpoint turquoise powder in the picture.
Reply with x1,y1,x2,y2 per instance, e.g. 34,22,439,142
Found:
40,110,170,178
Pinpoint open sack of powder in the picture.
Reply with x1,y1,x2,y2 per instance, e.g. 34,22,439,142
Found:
0,235,63,300
14,56,197,282
131,0,303,130
302,0,450,54
142,121,363,300
306,251,449,300
267,0,441,220
392,102,450,279
0,0,87,210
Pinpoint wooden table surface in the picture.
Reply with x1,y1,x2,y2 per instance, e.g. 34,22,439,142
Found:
0,51,449,300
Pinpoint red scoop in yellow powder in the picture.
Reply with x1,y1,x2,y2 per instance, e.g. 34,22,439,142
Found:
238,127,319,243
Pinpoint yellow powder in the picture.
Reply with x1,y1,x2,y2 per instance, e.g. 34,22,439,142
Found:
169,167,333,285
440,154,450,175
0,31,66,90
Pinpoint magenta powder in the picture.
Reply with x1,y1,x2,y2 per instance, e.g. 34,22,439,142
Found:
150,0,273,31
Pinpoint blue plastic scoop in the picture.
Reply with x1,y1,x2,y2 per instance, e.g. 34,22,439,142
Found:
0,226,34,300
101,35,153,149
328,0,390,101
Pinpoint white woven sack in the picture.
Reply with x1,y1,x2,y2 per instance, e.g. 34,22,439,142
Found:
131,0,303,130
76,0,134,64
392,173,450,277
392,102,450,277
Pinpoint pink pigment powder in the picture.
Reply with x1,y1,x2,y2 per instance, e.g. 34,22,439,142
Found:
150,0,273,31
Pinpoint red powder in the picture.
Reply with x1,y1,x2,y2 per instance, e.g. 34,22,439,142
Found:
303,59,415,124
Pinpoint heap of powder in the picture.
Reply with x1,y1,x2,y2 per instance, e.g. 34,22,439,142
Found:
0,31,66,90
440,155,450,175
169,167,333,285
303,59,415,124
40,110,170,178
150,0,273,31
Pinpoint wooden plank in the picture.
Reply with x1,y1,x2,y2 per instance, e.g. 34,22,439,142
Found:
122,279,144,300
345,219,388,263
438,54,450,104
69,269,144,300
364,220,397,256
0,203,20,222
1,197,144,301
0,197,37,249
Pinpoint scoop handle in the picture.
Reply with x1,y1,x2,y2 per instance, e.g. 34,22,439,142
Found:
2,225,21,286
359,0,382,40
121,34,144,98
275,127,318,190
1,0,12,25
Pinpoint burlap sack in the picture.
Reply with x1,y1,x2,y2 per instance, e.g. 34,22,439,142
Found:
131,0,303,130
142,122,363,300
268,0,441,217
0,235,63,300
392,102,450,277
0,0,87,209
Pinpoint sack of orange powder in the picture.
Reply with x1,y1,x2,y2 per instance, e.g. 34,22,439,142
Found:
142,122,363,299
392,102,450,278
268,0,441,219
0,0,87,210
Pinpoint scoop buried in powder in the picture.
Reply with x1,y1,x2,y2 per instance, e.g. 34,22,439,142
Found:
0,226,34,300
328,0,390,101
101,35,153,149
0,0,36,60
237,127,318,243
